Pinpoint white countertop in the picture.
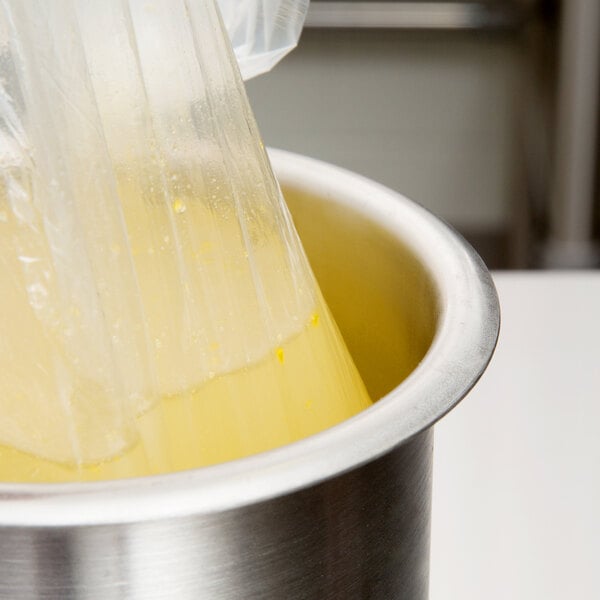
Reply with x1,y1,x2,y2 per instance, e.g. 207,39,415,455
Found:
430,271,600,599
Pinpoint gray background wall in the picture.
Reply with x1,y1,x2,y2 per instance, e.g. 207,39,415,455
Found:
246,28,521,247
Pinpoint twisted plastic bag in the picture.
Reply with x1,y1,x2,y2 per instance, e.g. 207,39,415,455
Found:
0,0,369,481
218,0,309,79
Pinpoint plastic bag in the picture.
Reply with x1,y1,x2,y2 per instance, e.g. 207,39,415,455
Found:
217,0,309,79
0,0,369,481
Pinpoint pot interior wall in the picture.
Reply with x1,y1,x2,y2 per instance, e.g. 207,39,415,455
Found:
283,185,439,401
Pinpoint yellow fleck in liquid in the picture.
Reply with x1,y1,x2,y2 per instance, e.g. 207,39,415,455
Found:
0,298,370,482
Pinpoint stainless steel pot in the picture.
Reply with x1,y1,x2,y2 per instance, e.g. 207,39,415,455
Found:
0,149,499,599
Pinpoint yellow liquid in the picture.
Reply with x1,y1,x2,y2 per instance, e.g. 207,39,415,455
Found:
0,176,372,481
1,151,372,481
0,296,371,482
0,182,372,482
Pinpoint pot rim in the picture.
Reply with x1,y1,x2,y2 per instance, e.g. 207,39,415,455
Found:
0,149,499,527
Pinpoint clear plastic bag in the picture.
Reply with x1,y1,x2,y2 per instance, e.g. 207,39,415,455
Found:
0,0,369,481
217,0,309,79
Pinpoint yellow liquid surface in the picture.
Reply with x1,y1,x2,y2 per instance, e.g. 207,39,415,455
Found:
0,298,371,482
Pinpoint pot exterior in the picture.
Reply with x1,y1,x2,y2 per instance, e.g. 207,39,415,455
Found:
0,149,500,598
0,431,432,599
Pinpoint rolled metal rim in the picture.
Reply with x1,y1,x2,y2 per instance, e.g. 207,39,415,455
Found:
0,149,500,527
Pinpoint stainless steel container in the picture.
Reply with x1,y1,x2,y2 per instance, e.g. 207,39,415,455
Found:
0,149,499,599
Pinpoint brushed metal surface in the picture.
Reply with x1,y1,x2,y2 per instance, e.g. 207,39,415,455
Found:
0,432,432,599
0,150,499,598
